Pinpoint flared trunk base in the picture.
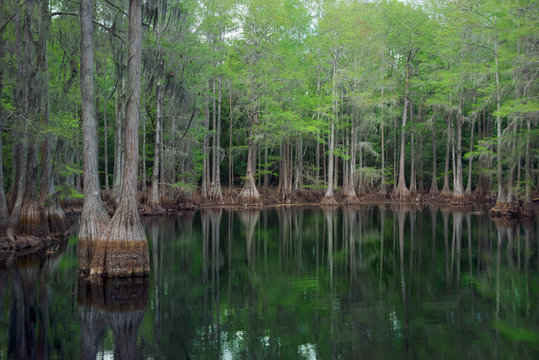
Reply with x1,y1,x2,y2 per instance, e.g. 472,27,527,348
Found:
321,194,338,206
490,201,521,219
89,239,149,277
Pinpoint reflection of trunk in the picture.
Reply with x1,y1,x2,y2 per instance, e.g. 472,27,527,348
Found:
453,212,463,288
78,280,107,360
79,0,111,274
79,278,148,360
90,0,149,277
239,210,260,267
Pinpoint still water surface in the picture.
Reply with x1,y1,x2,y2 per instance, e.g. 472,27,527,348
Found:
1,206,538,359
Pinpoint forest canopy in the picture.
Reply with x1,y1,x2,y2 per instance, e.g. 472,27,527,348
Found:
0,0,537,227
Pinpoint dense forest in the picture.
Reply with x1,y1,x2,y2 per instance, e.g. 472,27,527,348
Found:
0,0,537,244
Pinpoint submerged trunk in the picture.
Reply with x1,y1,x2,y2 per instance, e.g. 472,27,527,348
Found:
79,0,111,273
90,0,149,277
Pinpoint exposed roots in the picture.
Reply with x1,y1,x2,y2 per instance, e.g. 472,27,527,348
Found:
343,195,361,206
320,194,338,206
391,185,410,201
210,183,224,204
239,179,262,206
521,203,536,220
89,208,149,278
489,201,521,219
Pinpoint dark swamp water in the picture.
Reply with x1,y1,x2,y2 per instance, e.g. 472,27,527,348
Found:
1,206,538,359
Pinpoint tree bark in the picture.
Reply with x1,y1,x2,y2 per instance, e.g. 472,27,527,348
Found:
148,83,162,211
90,0,149,277
379,88,386,194
211,77,223,200
239,102,261,204
393,62,410,200
465,116,475,195
430,126,439,196
202,90,210,199
494,42,506,205
409,101,416,195
322,51,338,205
79,0,111,273
441,115,451,196
104,101,110,193
453,107,465,198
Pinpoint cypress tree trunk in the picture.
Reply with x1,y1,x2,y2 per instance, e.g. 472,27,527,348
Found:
409,101,416,195
0,22,9,227
494,43,506,206
239,103,261,204
393,62,410,200
522,118,535,217
79,0,110,273
90,0,149,277
441,116,451,196
293,137,303,193
148,83,162,211
430,128,439,196
228,82,233,190
201,90,210,199
465,117,475,195
38,0,65,234
104,101,110,194
453,108,465,199
112,77,125,204
211,77,223,201
322,52,338,205
379,88,386,194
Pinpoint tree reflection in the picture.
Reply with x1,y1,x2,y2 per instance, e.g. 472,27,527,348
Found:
78,277,148,360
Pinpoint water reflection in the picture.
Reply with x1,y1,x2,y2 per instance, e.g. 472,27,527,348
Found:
3,243,65,360
78,277,148,360
0,207,538,359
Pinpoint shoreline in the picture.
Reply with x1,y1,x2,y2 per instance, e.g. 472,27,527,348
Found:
1,188,536,259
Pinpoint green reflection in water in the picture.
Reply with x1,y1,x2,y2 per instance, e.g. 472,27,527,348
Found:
0,206,538,359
